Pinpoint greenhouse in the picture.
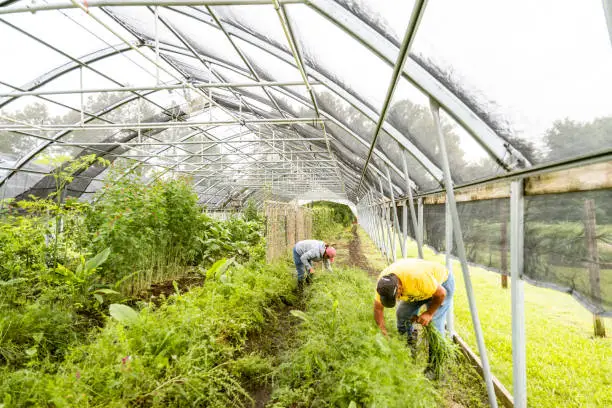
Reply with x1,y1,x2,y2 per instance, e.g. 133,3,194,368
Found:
0,1,611,407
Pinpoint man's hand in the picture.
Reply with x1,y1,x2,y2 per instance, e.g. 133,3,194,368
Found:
416,311,433,326
374,300,388,336
309,268,314,275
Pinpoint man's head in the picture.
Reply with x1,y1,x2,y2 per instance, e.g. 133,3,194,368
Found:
376,274,400,308
324,246,336,262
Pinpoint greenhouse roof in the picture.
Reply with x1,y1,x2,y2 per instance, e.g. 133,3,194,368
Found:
1,0,611,208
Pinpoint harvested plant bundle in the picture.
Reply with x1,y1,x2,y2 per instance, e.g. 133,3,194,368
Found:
424,323,459,380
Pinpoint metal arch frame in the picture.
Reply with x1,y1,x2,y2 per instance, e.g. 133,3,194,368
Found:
151,3,346,194
306,0,530,171
603,0,612,48
0,1,306,16
2,5,437,201
0,3,544,206
0,0,531,174
143,22,423,193
356,0,427,194
126,60,397,199
274,0,347,195
0,41,135,109
122,3,440,192
173,8,445,184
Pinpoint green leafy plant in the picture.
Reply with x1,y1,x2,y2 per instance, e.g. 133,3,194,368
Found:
423,323,459,380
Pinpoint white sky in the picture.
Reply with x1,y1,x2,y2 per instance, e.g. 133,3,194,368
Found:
1,0,611,156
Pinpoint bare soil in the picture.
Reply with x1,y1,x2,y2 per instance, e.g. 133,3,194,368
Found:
345,224,379,277
243,296,303,408
136,274,205,304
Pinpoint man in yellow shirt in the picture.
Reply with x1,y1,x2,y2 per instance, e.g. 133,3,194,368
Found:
373,258,454,337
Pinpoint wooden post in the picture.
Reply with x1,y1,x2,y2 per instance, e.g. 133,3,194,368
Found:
584,199,606,337
501,201,509,289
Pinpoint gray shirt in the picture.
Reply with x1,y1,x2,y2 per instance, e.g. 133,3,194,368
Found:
295,240,332,272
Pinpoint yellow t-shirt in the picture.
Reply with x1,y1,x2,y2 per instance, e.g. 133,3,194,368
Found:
375,258,449,303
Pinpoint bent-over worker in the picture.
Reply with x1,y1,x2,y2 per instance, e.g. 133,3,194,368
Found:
373,258,454,338
293,240,336,289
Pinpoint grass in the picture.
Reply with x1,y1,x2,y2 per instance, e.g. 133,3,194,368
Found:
369,231,612,408
0,261,295,407
269,267,440,407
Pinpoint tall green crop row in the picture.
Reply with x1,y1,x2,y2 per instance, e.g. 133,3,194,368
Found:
311,201,355,241
0,161,264,371
269,268,439,407
0,261,294,408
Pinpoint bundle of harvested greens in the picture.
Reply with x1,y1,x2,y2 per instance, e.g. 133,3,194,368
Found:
424,323,459,380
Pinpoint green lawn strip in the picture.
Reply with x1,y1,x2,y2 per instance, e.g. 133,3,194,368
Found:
393,238,612,408
268,268,440,408
0,261,295,408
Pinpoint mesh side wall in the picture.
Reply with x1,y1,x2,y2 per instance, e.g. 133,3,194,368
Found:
422,198,510,273
524,190,612,315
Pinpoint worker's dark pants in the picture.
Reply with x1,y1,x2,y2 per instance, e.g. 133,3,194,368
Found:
292,247,312,282
396,271,455,335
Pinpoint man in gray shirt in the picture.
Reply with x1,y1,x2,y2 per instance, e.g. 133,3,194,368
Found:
293,240,336,290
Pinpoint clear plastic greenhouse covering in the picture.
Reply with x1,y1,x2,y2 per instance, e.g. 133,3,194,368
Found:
0,0,611,314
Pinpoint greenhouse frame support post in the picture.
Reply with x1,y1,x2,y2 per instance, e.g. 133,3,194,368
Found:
417,197,424,256
402,150,422,258
371,193,385,256
401,200,408,258
431,99,498,408
367,193,381,252
445,196,454,334
603,0,612,47
385,165,405,259
510,180,527,408
378,178,394,263
371,192,387,259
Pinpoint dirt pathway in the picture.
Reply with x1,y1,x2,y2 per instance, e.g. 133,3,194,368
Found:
243,295,303,408
345,224,379,277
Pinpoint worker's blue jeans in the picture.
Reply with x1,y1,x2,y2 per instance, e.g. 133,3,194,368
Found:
396,271,455,335
293,247,308,282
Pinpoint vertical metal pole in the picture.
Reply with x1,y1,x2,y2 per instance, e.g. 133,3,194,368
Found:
402,150,423,258
377,180,392,263
369,192,384,255
402,199,408,258
137,97,142,143
511,180,527,408
155,6,160,85
431,98,498,408
445,195,455,334
379,178,393,263
385,165,405,260
79,66,84,126
603,0,612,48
371,192,385,254
418,197,424,254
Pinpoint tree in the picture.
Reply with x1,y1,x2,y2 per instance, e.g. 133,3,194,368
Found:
543,117,612,162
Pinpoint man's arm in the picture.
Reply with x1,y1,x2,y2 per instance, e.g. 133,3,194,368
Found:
373,299,388,336
300,248,318,273
323,258,332,272
416,284,446,326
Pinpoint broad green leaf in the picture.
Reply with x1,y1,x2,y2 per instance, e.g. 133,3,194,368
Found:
205,258,234,280
348,402,357,408
84,247,111,272
289,310,309,321
109,303,139,324
93,294,104,304
0,278,27,287
93,288,120,295
206,258,227,279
